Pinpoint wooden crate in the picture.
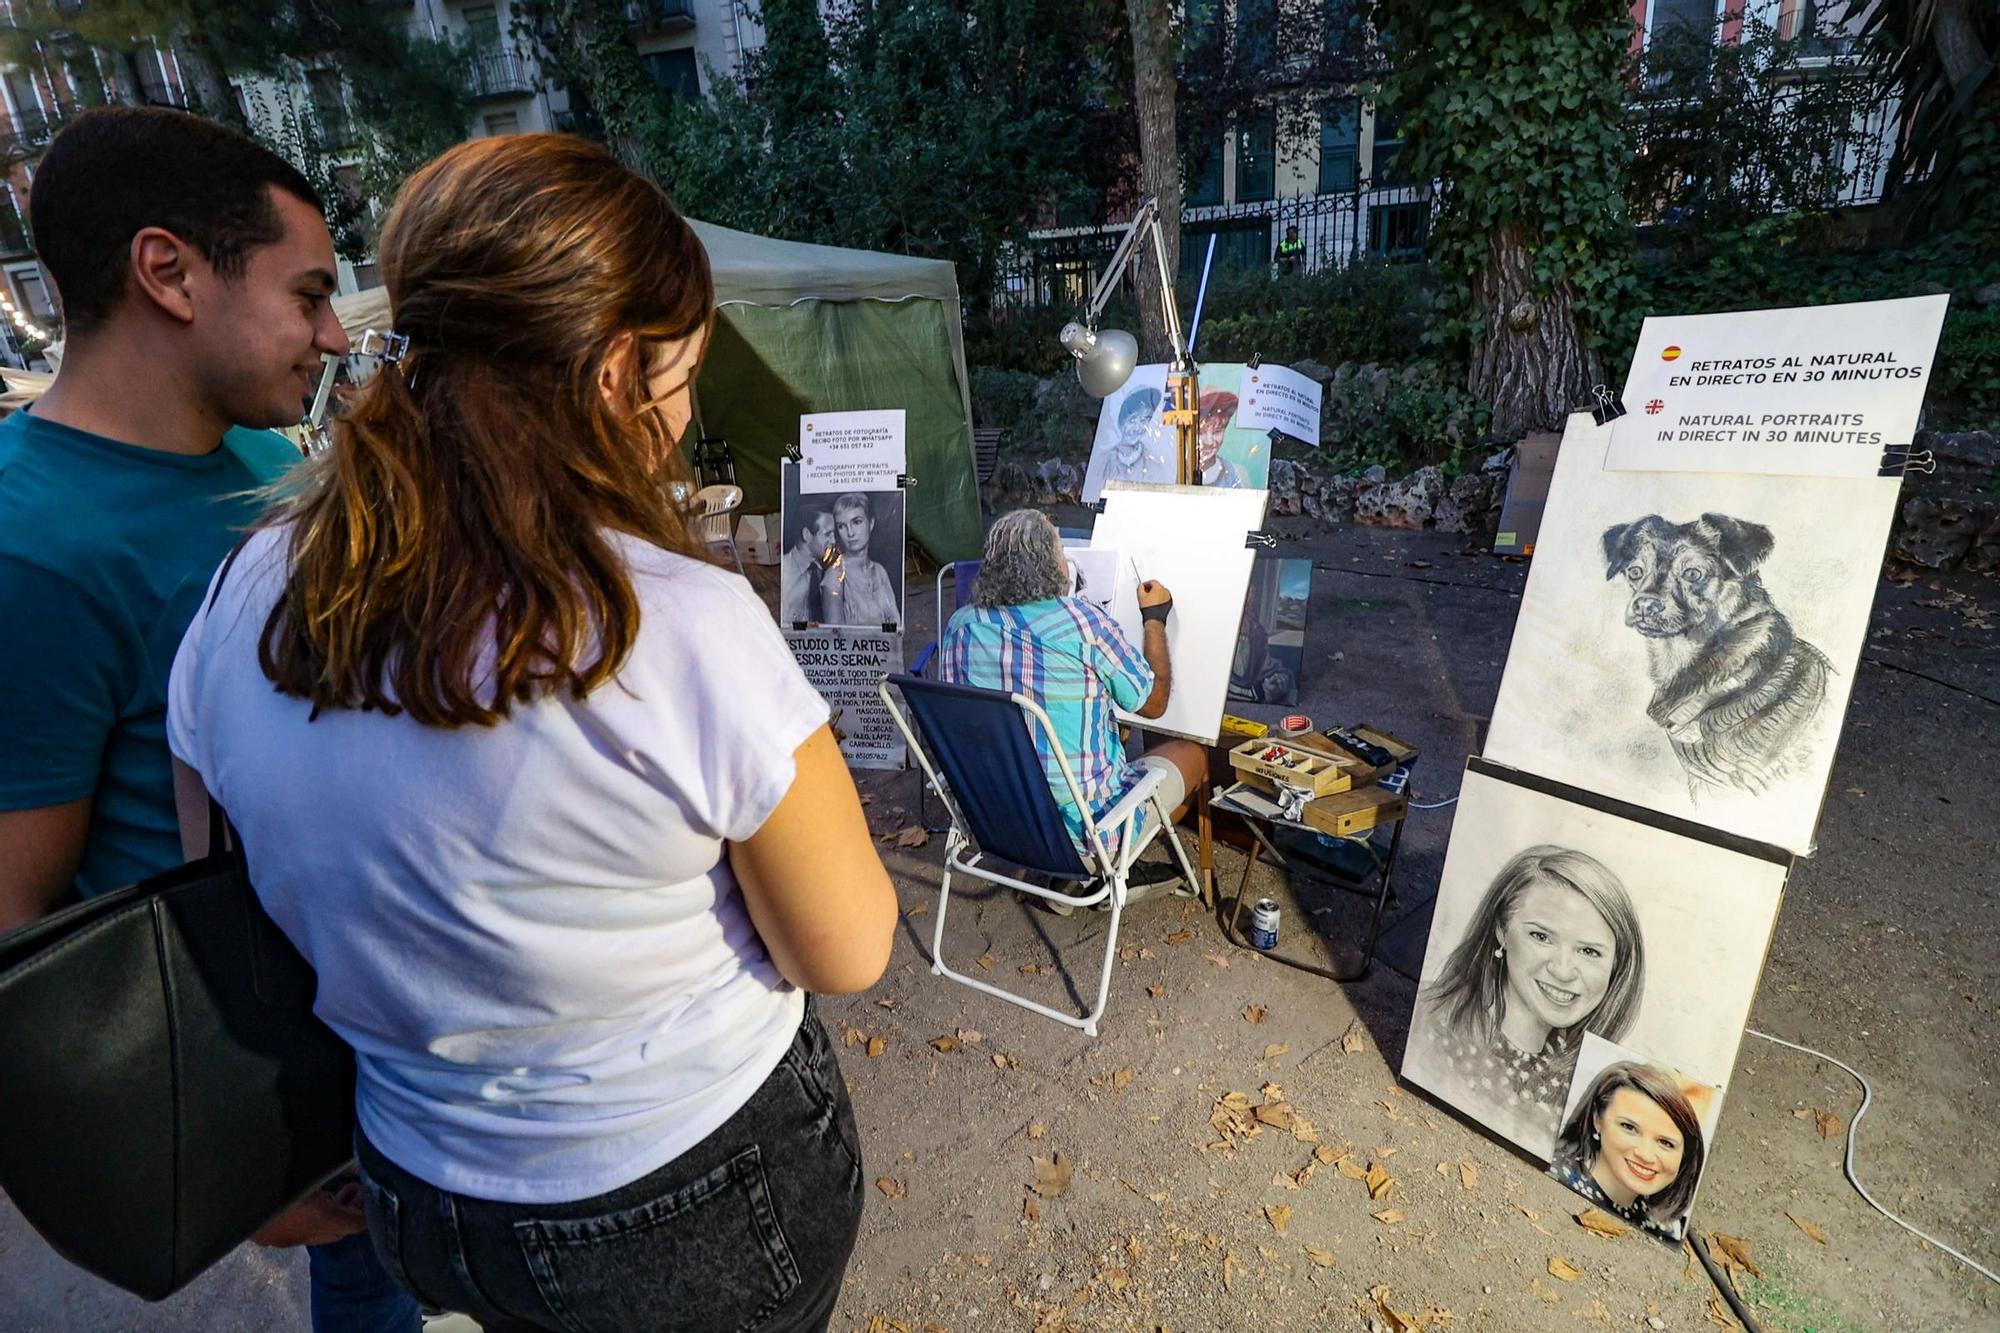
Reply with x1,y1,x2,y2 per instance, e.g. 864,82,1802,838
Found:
1298,785,1408,839
1227,738,1355,798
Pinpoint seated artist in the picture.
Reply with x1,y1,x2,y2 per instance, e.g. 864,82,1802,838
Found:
938,509,1207,909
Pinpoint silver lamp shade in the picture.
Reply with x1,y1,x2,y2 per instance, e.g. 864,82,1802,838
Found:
1058,321,1139,398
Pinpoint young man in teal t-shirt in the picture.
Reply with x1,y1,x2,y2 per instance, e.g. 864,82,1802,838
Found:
0,108,417,1332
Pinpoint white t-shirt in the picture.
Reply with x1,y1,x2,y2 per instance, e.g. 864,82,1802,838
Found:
167,527,829,1204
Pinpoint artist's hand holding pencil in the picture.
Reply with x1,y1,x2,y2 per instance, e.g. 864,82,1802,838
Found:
1137,578,1173,624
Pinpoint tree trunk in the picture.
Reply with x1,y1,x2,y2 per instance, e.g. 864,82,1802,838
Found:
173,34,245,130
551,0,662,187
1929,0,1991,100
1468,222,1603,441
1125,0,1181,363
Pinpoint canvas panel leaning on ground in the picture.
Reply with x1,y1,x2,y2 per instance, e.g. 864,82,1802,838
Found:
1402,764,1787,1165
1484,413,1905,853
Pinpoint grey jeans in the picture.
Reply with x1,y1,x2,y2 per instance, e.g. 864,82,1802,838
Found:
354,1003,864,1333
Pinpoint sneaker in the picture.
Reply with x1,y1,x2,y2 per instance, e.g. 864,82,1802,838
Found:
1104,860,1187,908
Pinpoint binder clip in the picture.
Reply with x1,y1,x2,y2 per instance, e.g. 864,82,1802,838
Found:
1879,445,1935,478
896,473,918,488
781,440,803,463
1588,384,1627,426
1244,531,1278,550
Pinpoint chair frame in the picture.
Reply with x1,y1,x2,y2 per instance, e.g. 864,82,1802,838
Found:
691,483,745,576
879,676,1200,1036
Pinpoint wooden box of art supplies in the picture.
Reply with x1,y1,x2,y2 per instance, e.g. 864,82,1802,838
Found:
1298,784,1408,839
1227,738,1356,798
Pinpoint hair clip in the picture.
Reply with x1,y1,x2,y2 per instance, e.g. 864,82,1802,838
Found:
354,328,411,365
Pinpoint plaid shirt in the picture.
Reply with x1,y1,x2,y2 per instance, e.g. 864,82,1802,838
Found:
939,596,1154,846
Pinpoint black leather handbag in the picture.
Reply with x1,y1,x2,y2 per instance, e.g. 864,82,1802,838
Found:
0,802,356,1299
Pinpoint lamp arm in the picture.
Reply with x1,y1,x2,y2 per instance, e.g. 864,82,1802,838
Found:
1145,211,1190,367
1081,197,1160,322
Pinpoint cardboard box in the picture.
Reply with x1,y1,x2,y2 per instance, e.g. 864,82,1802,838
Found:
1493,432,1561,557
1299,785,1408,839
735,512,783,566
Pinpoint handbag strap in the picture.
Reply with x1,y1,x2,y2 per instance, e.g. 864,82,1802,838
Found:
200,535,256,872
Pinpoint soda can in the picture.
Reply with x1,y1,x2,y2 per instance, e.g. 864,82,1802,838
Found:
1248,898,1280,950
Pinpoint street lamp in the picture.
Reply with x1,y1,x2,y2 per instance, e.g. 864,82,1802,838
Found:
1056,196,1200,484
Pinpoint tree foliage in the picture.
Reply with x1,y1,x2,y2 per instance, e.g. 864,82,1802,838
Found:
549,0,1128,311
1,1,472,257
1628,14,1889,249
1369,0,1636,436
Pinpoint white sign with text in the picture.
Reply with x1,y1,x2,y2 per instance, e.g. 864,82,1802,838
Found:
1607,295,1949,478
1235,363,1324,447
799,409,908,494
784,628,906,770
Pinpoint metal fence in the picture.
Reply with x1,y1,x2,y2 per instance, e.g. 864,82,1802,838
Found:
999,183,1437,310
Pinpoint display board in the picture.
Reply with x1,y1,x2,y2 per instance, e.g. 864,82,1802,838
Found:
1402,764,1785,1165
1089,481,1269,745
1484,413,1902,854
1229,556,1312,706
1079,363,1279,503
779,461,905,632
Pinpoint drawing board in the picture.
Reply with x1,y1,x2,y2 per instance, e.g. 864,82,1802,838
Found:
1089,481,1268,744
1403,764,1785,1162
1484,413,1902,853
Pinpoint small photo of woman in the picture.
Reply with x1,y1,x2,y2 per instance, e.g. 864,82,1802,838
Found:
819,490,904,630
1410,844,1646,1157
1548,1035,1717,1243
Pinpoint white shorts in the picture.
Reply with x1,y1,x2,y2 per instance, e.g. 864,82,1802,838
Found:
1133,752,1189,814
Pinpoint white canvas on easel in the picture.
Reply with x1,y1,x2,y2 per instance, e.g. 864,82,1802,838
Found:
1089,481,1268,745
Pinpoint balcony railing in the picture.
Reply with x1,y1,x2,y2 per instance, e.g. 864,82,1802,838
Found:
627,0,696,34
466,50,536,100
0,107,66,161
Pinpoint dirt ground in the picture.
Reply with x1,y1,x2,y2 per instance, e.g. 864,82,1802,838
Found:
3,519,1994,1332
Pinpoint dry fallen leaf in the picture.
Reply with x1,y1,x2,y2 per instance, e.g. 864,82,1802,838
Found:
875,1177,907,1200
1341,1019,1368,1054
1222,1250,1240,1292
1253,1101,1295,1130
1373,1208,1405,1225
1018,963,1044,976
992,1051,1020,1070
1030,1153,1074,1198
1369,1283,1419,1333
866,1035,887,1058
1303,1244,1336,1268
1709,1232,1763,1279
1815,1109,1843,1140
1112,1066,1134,1092
875,996,897,1010
929,1035,957,1053
1202,951,1232,969
1166,928,1194,945
1548,1256,1584,1281
1575,1208,1630,1240
1263,1043,1291,1060
1315,1145,1344,1166
1786,1212,1828,1245
1365,1161,1395,1200
892,825,930,848
841,1022,864,1048
1025,1122,1045,1139
1021,1193,1040,1223
1244,1004,1267,1024
902,902,929,917
1459,1161,1478,1192
955,1028,984,1046
1336,1157,1368,1181
1264,1203,1292,1235
1148,984,1166,999
976,952,995,971
1705,1296,1740,1328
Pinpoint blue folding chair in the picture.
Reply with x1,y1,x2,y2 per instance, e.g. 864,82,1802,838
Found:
879,672,1199,1036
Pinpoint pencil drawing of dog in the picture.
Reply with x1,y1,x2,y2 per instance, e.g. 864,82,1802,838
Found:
1602,513,1831,795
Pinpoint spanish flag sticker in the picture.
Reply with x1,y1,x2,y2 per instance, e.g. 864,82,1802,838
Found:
1661,345,1682,361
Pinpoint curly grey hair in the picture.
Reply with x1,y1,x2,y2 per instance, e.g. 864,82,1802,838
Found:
974,508,1069,608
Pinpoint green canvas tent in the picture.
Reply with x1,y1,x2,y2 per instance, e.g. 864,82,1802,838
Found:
331,219,982,562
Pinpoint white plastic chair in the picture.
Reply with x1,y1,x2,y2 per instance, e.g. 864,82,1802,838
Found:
691,483,744,575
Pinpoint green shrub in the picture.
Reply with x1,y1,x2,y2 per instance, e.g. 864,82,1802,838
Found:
1316,360,1491,477
967,365,1042,434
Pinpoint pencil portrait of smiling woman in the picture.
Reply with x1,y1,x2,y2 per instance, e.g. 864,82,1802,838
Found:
1411,845,1646,1156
